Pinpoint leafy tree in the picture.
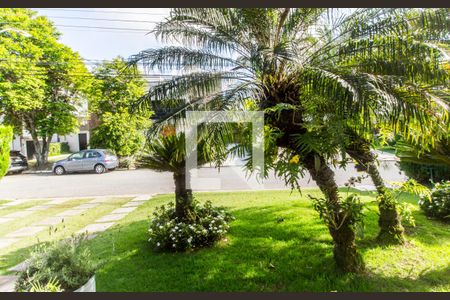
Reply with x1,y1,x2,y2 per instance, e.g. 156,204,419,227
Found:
89,110,148,158
89,57,150,160
0,125,13,179
130,8,449,272
0,8,92,167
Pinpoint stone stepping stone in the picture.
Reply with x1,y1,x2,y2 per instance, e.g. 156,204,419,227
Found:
77,222,115,234
0,275,18,292
122,201,145,208
6,226,46,238
133,195,152,201
110,207,137,214
73,203,99,210
57,209,87,217
36,216,66,226
88,197,110,204
8,260,30,273
25,205,53,212
45,198,72,205
2,200,28,207
95,213,128,223
0,217,13,225
0,238,19,250
3,210,34,219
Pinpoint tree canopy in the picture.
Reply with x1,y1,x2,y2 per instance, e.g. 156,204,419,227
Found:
89,57,150,159
0,8,92,166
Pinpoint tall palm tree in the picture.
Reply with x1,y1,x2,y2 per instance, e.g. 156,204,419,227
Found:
130,8,449,272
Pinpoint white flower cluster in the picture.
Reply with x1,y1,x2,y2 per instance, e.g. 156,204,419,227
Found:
147,203,233,252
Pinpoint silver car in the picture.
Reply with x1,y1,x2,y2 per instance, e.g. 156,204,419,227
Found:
53,149,119,175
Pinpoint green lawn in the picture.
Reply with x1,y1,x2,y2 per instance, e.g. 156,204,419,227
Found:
0,197,133,275
84,189,450,292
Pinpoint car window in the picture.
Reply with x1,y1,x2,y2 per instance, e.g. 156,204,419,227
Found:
85,151,101,159
70,152,84,160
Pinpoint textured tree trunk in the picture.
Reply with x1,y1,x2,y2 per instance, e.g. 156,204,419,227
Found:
173,170,195,222
267,106,364,272
345,133,404,244
31,136,50,169
303,153,364,273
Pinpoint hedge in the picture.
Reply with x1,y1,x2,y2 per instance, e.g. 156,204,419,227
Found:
399,161,450,185
0,126,13,178
49,142,71,156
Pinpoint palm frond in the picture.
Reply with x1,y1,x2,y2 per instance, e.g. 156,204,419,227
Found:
129,46,240,72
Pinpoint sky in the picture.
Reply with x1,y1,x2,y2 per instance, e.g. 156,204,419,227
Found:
32,8,171,64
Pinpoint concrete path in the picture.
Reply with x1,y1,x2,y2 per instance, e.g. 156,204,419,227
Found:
0,194,153,292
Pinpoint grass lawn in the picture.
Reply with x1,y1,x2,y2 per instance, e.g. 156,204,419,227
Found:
0,197,133,275
84,189,450,292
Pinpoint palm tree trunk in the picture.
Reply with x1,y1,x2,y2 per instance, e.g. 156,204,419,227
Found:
173,170,194,222
303,152,364,272
345,135,405,244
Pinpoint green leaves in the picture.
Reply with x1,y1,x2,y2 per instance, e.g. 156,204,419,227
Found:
0,8,92,165
128,8,450,193
89,110,149,158
0,125,13,179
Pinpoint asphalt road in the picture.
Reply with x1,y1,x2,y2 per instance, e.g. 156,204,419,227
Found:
0,160,406,200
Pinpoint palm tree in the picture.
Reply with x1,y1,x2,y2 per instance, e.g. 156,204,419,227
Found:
130,8,449,272
140,124,229,222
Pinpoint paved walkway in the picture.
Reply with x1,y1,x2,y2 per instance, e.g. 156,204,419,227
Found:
0,194,153,292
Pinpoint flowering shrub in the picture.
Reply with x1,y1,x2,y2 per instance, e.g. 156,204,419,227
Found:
419,181,450,222
148,200,234,252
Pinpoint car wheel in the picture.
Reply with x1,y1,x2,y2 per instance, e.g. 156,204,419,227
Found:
54,166,65,175
94,164,105,174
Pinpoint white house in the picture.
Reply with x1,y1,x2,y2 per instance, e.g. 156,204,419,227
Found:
10,126,90,160
9,100,91,159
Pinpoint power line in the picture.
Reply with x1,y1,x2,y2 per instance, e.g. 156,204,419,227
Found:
43,15,162,24
37,8,169,16
55,28,152,35
54,24,152,32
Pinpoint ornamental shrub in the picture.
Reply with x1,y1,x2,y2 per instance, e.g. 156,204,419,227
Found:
148,200,234,252
49,143,62,156
419,181,450,222
15,235,98,292
49,142,71,156
399,161,450,185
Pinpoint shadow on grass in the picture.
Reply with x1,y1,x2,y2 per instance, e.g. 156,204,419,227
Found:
86,205,361,292
363,265,450,292
3,191,448,291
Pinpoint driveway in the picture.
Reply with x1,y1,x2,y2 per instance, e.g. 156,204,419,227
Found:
0,159,406,200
